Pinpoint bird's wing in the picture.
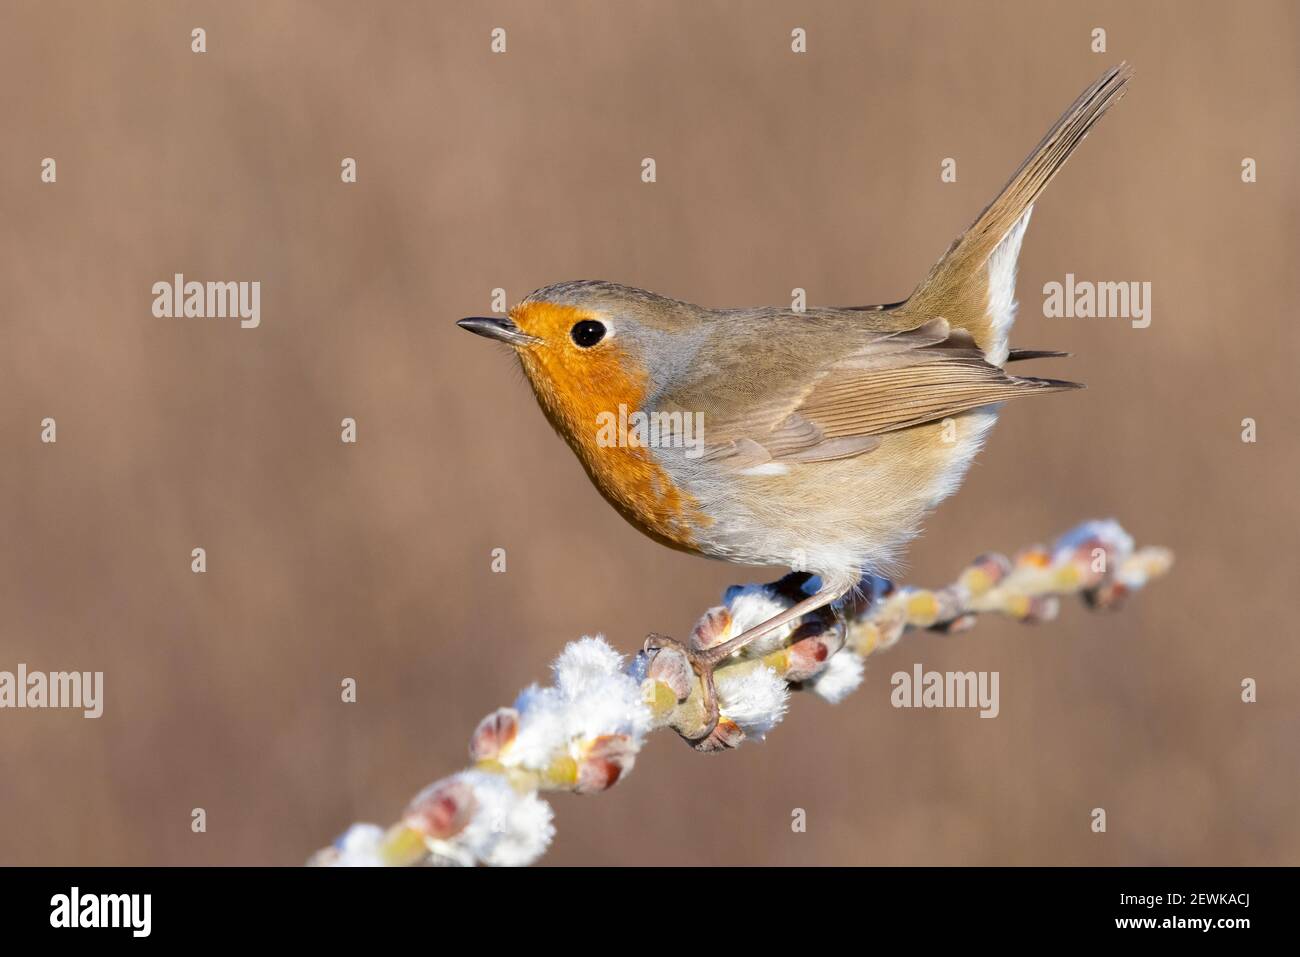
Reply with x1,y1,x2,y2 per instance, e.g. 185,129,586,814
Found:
676,317,1079,471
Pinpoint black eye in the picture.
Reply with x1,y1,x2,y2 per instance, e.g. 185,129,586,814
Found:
570,320,607,348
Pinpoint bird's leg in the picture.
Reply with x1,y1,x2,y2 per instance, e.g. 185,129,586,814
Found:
701,582,850,665
645,581,851,743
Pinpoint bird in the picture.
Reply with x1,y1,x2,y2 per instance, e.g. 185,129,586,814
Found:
459,63,1133,740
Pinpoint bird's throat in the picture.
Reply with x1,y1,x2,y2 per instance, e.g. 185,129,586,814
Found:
512,307,708,549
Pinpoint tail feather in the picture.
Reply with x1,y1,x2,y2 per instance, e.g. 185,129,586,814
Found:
1006,347,1071,362
902,63,1133,365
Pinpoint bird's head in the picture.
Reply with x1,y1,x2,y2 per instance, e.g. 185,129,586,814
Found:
457,280,702,438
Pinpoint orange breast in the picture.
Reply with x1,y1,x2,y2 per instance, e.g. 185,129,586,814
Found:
511,301,709,551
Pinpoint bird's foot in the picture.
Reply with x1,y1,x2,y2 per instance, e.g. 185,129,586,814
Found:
642,632,732,748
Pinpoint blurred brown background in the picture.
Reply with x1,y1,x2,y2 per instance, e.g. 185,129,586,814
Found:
2,0,1297,866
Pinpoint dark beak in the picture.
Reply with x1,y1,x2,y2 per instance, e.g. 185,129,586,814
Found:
457,316,538,347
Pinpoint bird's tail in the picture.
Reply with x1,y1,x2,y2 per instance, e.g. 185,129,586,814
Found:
900,62,1133,366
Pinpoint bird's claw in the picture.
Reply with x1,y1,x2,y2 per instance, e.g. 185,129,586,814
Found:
642,632,721,744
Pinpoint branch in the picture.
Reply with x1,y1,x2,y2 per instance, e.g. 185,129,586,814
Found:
309,519,1172,867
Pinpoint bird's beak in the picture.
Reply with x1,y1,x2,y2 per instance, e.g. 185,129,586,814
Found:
457,316,538,347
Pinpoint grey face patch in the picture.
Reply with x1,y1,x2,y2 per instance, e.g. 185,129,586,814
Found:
522,280,710,397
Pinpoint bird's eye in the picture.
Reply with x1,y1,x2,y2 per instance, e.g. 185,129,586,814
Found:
570,319,607,348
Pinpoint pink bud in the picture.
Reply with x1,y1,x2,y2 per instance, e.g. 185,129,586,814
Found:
576,734,638,793
784,620,845,682
647,645,694,701
690,606,733,652
469,707,519,762
403,777,476,840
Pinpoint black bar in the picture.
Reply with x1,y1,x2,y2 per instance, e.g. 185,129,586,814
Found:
0,866,1279,943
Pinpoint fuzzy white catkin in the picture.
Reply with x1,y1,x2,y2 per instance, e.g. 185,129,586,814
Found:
809,650,865,704
331,823,386,867
552,635,625,693
430,771,555,867
506,637,652,770
725,588,797,656
716,664,789,738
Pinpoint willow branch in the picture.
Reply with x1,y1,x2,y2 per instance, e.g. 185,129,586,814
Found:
310,519,1172,867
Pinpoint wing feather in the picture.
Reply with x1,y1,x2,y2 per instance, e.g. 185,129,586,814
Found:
696,318,1078,470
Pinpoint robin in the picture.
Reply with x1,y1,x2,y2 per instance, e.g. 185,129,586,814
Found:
459,64,1132,739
